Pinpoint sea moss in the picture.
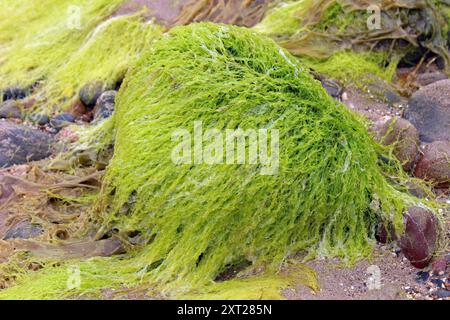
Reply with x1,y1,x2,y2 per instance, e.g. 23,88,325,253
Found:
0,0,162,110
256,0,450,73
94,23,428,289
0,21,443,300
302,51,398,85
0,0,124,87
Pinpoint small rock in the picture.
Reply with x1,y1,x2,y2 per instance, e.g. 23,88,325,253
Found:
79,81,107,108
1,87,27,101
375,222,397,244
371,116,420,172
415,271,430,284
320,79,342,99
404,79,450,142
68,99,89,118
50,113,75,130
0,100,22,119
366,78,403,106
93,90,116,122
435,289,450,299
430,278,445,288
414,141,450,187
3,220,43,240
398,206,439,269
0,120,54,168
432,255,449,275
29,113,50,126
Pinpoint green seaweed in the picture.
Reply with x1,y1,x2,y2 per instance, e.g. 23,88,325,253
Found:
256,0,450,74
302,51,399,85
0,0,162,110
74,23,435,296
0,8,446,300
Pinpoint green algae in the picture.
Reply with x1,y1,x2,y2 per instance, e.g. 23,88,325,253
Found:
302,51,399,85
0,0,124,87
0,3,447,300
35,22,433,299
256,0,450,79
0,0,162,110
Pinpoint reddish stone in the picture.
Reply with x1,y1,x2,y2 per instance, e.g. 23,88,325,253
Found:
414,141,450,187
68,99,88,118
398,206,439,269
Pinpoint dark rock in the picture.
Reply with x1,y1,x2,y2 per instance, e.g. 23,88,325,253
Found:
320,79,342,99
416,71,448,87
375,222,397,244
435,289,450,299
79,81,106,108
29,113,50,126
50,113,75,130
3,220,43,240
415,271,430,284
1,87,27,101
0,100,22,119
404,79,450,142
430,278,445,288
406,182,429,199
366,78,403,106
0,120,54,168
93,90,116,121
398,206,439,269
398,47,429,68
371,116,420,172
414,141,450,186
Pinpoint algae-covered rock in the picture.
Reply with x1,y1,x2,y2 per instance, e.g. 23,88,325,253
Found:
79,81,107,109
96,22,429,288
371,117,420,172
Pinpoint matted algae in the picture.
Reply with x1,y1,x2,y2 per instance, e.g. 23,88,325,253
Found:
0,16,446,300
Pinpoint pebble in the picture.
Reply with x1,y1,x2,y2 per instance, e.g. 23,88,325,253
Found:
50,113,75,130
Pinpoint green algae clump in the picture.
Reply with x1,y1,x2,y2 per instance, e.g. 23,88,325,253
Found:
0,0,162,110
94,23,424,290
0,21,442,301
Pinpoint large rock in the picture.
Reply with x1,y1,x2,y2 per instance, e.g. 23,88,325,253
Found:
371,116,420,172
0,121,54,168
398,206,439,269
414,141,450,186
404,79,450,142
